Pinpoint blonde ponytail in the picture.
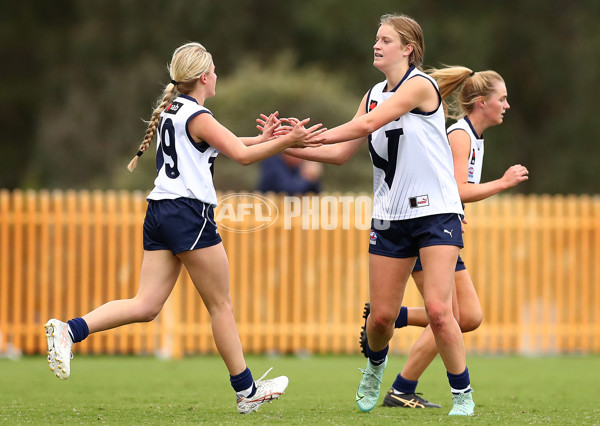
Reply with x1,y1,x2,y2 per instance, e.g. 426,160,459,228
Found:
427,66,504,121
426,66,473,120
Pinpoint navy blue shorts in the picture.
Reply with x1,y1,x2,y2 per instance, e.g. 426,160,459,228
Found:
368,213,463,259
413,254,466,272
143,198,222,254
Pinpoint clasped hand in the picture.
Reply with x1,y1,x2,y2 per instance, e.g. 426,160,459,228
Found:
256,112,326,148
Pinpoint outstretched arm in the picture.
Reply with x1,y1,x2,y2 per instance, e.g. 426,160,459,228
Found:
285,138,366,165
188,113,325,166
318,76,436,144
284,93,370,165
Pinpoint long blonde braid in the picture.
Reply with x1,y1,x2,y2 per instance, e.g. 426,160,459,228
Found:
127,42,213,171
127,84,177,171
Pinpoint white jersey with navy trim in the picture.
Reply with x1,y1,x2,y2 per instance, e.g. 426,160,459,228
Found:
366,66,463,220
147,95,219,206
447,116,484,184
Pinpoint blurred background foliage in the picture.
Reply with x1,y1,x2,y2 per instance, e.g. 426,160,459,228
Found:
1,0,599,194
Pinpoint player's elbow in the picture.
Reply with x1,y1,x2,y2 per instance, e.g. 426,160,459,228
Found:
457,185,477,204
329,143,360,165
229,151,253,166
237,157,253,166
332,153,352,166
330,155,348,166
358,119,378,136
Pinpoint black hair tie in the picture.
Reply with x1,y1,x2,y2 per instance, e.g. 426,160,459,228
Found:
171,79,179,86
470,71,475,77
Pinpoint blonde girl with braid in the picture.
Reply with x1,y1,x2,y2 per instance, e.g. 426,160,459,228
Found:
358,67,528,410
44,41,326,415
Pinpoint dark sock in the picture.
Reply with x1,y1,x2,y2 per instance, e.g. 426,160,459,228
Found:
392,373,418,394
447,367,471,393
367,343,389,366
67,317,89,343
230,367,256,397
395,306,408,328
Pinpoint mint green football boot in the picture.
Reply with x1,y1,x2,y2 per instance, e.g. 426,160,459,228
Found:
448,391,475,416
356,357,388,412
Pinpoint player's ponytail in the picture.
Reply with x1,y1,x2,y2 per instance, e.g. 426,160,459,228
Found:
127,42,213,172
427,66,473,120
127,83,178,171
428,66,504,121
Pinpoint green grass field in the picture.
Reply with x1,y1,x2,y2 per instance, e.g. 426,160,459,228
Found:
1,354,599,424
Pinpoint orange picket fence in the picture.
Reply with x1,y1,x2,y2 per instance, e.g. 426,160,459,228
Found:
1,189,599,357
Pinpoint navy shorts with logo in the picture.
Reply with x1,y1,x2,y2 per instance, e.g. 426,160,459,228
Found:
413,253,466,272
368,213,463,259
143,198,222,254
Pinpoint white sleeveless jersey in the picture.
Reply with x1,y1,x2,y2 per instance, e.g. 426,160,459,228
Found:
366,66,463,220
147,95,219,206
447,117,484,184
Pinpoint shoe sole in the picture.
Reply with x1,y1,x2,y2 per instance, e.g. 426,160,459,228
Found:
359,303,370,357
44,321,57,374
356,396,378,412
44,320,70,380
449,410,474,416
238,391,284,414
383,394,442,408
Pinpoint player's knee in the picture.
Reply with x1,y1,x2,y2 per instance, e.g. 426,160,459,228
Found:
370,311,396,333
135,305,161,322
425,302,452,330
130,297,163,322
143,306,162,322
459,311,483,332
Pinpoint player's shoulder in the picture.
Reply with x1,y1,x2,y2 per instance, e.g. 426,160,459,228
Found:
406,67,436,86
368,80,388,96
365,80,388,112
169,95,212,115
447,121,471,149
448,118,468,133
449,117,482,142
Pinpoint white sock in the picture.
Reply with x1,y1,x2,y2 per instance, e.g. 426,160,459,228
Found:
67,324,75,342
451,385,472,394
236,383,255,399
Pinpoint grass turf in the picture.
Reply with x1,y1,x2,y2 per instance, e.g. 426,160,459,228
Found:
1,354,599,424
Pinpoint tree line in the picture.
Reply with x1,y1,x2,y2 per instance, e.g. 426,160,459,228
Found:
1,0,599,194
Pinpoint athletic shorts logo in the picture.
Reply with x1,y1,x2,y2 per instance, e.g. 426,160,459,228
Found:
369,230,378,245
164,101,183,114
409,195,430,208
